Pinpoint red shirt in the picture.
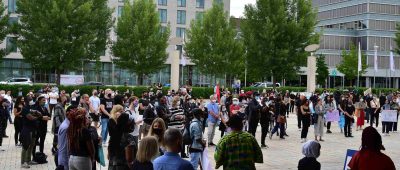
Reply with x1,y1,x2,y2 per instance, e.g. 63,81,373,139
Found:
348,150,395,170
230,105,240,116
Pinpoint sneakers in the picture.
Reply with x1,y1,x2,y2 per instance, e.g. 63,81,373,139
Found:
21,162,30,169
28,161,38,165
261,144,268,148
326,130,332,133
269,133,273,139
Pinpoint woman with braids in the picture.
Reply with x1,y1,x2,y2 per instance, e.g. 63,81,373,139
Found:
67,108,95,170
348,126,395,170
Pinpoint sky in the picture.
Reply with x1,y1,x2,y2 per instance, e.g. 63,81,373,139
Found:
230,0,256,18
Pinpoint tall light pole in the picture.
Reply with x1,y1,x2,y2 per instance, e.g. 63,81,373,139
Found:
373,44,378,89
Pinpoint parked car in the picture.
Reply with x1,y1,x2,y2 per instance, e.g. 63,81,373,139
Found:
82,81,104,86
252,82,281,88
0,77,33,86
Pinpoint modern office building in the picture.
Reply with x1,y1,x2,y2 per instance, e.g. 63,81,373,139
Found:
313,0,400,88
0,0,230,85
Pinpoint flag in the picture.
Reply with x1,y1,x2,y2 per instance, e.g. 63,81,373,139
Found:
180,32,187,66
390,47,395,72
374,46,378,72
357,42,362,72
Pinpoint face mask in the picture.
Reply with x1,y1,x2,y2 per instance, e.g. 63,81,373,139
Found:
360,99,364,102
212,100,217,103
233,101,239,105
153,129,162,136
29,101,35,106
40,102,45,106
222,107,226,112
107,93,112,98
94,93,98,96
177,101,181,106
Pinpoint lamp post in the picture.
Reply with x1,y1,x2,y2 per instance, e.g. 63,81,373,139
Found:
374,44,378,89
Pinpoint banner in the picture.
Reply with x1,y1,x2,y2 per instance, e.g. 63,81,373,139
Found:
381,110,398,122
344,149,357,170
202,148,213,170
325,110,340,122
60,75,84,85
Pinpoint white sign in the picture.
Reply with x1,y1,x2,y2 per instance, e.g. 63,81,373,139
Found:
60,75,84,85
381,110,398,122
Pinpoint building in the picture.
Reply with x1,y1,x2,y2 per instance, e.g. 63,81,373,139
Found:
0,0,230,86
313,0,400,88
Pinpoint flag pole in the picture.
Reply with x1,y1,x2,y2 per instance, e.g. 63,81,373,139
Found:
357,42,361,88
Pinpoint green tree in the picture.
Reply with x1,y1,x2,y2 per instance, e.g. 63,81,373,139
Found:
241,0,319,86
316,55,329,87
337,43,367,86
17,0,113,85
185,2,244,82
0,2,9,60
112,0,170,85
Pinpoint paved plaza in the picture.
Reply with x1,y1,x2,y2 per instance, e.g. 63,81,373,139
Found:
0,113,399,170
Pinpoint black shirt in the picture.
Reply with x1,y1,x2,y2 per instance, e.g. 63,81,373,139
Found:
298,157,321,170
132,161,153,170
139,98,149,115
101,98,114,119
70,128,92,157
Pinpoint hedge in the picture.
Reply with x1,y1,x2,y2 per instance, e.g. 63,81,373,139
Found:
0,84,398,99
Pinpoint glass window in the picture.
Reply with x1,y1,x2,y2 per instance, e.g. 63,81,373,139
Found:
159,9,167,23
177,10,186,24
158,0,167,6
8,0,17,13
6,37,17,53
118,6,123,17
176,27,185,37
195,12,204,21
196,0,204,8
177,0,186,7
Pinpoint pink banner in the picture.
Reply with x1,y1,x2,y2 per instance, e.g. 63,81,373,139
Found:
326,110,340,122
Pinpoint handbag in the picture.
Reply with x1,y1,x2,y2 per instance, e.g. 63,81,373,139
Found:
98,146,106,167
277,115,286,123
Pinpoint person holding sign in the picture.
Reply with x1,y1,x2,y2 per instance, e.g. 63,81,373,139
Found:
323,96,337,134
348,126,395,170
381,100,393,136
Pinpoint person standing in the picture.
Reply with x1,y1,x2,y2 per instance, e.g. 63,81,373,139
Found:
89,90,101,128
344,100,355,137
260,98,271,147
355,98,366,131
132,136,159,170
295,95,305,130
270,97,287,140
100,89,114,145
13,96,25,146
4,90,13,124
283,92,290,117
52,96,66,166
348,127,395,170
153,128,194,170
207,95,219,146
300,100,311,143
324,96,337,134
214,114,263,170
314,99,325,141
189,109,205,169
48,88,59,114
32,96,51,154
219,105,229,137
381,100,392,136
369,96,380,127
247,92,262,137
0,95,9,150
57,105,77,170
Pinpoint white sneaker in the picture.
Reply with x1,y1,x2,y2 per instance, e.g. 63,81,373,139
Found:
21,162,30,169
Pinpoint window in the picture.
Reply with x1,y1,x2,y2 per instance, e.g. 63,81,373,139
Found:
196,0,204,8
177,0,186,7
159,9,167,23
195,12,204,21
158,0,167,6
177,10,186,24
118,6,123,17
176,27,185,37
8,0,17,13
6,37,17,53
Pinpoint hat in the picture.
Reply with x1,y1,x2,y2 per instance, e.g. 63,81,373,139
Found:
245,91,253,96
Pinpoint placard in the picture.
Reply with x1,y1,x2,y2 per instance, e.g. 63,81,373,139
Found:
326,110,340,122
343,149,357,170
381,110,398,122
60,74,84,85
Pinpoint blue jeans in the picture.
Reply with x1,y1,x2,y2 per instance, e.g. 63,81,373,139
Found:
190,152,202,169
101,118,109,143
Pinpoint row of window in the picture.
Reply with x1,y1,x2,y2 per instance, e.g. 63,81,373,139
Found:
318,3,368,20
322,20,367,30
369,20,398,31
369,3,400,15
312,0,350,7
320,35,397,51
158,0,204,8
324,54,400,69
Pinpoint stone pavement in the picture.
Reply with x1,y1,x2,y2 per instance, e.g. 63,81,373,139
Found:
0,113,399,170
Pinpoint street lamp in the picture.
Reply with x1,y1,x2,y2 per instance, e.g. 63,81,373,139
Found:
373,44,378,89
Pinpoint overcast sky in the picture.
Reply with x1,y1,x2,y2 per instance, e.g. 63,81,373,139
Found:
230,0,256,18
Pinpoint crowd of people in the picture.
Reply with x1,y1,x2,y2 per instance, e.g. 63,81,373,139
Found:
0,84,398,170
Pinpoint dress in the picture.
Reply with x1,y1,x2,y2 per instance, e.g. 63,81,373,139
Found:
357,109,365,126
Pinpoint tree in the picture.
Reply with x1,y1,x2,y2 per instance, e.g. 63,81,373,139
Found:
112,0,170,85
185,2,244,82
0,2,9,61
241,0,319,86
316,55,329,87
395,23,400,55
17,0,113,85
337,43,367,86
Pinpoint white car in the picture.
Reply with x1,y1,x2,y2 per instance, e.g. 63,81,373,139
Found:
255,82,281,88
0,78,33,86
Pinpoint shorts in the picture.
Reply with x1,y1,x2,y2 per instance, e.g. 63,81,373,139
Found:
89,113,100,122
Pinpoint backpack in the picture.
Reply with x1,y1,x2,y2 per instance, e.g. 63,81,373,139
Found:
34,152,48,164
124,110,135,133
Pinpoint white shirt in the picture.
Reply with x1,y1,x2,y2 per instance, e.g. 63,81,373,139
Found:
49,92,59,104
4,94,12,104
43,93,49,104
89,96,101,113
129,107,141,137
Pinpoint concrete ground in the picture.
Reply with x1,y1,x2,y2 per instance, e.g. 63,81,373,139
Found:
0,112,399,170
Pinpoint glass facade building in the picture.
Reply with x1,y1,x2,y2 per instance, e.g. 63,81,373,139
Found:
313,0,400,88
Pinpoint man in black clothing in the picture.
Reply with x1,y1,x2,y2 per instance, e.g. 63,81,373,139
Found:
0,96,8,151
247,92,262,137
365,94,373,123
344,100,355,137
32,96,51,155
295,95,304,130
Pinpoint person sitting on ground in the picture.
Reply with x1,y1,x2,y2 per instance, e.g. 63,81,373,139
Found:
153,128,194,170
298,140,321,170
214,114,263,170
348,126,395,170
131,136,159,170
